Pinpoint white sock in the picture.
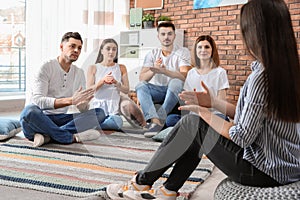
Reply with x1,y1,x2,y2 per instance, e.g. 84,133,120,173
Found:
74,129,100,143
33,133,50,147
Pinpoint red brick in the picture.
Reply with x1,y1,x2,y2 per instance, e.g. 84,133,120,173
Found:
173,11,188,16
219,25,237,31
228,60,247,65
227,49,245,55
203,26,218,32
213,31,229,35
228,70,246,75
203,17,219,22
168,7,182,12
222,65,236,70
196,12,211,18
216,35,235,40
220,15,237,21
129,0,300,104
188,18,203,24
182,14,196,19
211,11,228,17
218,45,235,50
228,10,240,15
176,19,188,24
211,21,227,26
176,1,189,7
290,3,300,9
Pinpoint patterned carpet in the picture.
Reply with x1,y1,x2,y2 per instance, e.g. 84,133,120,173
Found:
0,132,214,199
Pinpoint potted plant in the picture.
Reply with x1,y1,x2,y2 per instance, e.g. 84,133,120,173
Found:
157,15,171,25
142,13,155,29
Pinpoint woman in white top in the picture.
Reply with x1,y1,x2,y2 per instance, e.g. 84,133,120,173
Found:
166,35,229,127
184,35,229,119
87,39,129,130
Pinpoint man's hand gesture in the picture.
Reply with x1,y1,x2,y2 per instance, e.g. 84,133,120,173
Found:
150,58,166,74
72,86,94,106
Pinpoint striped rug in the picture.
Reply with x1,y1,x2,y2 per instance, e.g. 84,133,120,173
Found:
0,132,214,199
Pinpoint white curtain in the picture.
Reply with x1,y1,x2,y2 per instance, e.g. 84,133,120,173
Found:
25,0,129,99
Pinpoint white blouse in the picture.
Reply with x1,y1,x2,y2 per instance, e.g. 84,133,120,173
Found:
91,63,122,115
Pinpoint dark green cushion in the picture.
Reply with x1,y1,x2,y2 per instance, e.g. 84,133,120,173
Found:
0,118,21,140
152,127,173,142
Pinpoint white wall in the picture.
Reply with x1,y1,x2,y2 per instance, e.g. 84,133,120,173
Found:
25,0,129,101
25,0,86,101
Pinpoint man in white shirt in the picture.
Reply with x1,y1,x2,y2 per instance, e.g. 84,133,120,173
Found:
20,32,106,147
136,22,191,136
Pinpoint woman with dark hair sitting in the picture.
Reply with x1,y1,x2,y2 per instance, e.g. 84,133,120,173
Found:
106,0,300,199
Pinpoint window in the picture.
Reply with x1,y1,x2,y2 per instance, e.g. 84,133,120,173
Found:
0,0,26,93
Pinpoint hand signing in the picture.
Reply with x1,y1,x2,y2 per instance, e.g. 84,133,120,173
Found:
72,86,94,106
179,81,214,108
103,72,117,84
150,58,166,74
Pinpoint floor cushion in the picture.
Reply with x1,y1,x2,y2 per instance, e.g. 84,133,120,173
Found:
152,127,173,142
0,118,21,141
214,178,300,200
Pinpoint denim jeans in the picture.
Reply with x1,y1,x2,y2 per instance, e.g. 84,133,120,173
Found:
101,114,123,130
136,114,280,192
135,79,183,121
20,104,106,144
165,114,181,127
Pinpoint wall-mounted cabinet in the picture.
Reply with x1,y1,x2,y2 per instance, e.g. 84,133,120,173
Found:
119,28,184,90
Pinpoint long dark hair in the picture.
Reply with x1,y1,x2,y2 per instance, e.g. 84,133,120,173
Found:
191,35,220,69
95,38,118,64
240,0,300,122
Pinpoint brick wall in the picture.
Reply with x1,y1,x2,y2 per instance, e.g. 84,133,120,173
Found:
130,0,300,104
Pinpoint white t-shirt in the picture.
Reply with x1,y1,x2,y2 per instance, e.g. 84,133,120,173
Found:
91,63,122,115
143,44,191,86
184,67,229,115
29,59,86,114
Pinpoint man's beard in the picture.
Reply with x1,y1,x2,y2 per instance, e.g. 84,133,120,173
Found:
162,41,172,47
67,54,78,62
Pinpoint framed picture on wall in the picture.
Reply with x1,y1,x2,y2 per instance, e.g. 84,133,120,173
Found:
135,0,163,10
194,0,248,9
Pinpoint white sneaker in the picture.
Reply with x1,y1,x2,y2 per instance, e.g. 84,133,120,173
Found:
123,185,177,200
106,175,151,200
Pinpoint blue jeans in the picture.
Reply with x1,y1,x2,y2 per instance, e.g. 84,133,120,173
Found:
101,114,123,130
165,114,181,127
135,79,183,121
20,104,106,144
